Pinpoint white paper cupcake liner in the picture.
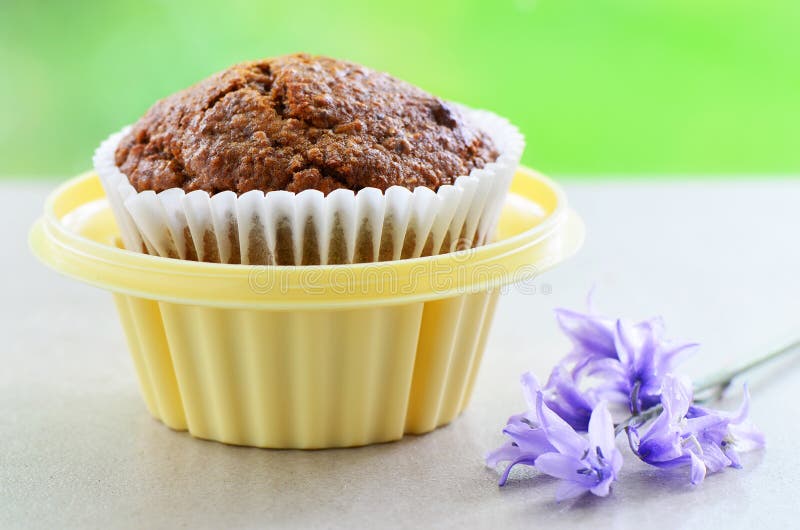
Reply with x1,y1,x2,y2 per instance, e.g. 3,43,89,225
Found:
93,106,524,265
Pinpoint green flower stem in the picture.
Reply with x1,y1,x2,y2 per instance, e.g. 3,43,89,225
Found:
613,338,800,437
693,338,800,396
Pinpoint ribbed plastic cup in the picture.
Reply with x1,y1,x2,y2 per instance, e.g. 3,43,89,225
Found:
29,167,583,448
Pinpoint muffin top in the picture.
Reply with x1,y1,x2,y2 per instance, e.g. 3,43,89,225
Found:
115,54,498,195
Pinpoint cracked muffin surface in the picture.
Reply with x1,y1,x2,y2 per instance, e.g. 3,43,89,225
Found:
115,53,498,195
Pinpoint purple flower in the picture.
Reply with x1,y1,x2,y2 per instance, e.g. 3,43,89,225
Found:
554,307,618,361
487,373,623,501
535,399,623,501
486,373,557,483
540,363,596,431
488,293,771,501
685,392,766,473
613,318,698,414
627,375,765,484
540,308,626,430
624,374,698,476
545,305,697,429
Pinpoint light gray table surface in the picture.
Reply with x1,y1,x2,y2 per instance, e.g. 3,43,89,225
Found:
2,178,799,529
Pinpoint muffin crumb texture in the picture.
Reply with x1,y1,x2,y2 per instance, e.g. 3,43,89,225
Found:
115,54,498,195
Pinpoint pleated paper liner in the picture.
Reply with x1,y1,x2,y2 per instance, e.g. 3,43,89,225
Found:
93,106,524,265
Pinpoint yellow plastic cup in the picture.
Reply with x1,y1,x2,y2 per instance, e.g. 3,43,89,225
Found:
29,167,584,448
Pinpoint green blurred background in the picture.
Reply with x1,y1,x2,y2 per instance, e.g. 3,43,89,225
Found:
2,0,799,179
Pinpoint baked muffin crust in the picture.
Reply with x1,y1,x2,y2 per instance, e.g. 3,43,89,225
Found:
115,53,498,195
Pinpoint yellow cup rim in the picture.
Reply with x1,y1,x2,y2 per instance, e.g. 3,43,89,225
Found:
29,167,583,309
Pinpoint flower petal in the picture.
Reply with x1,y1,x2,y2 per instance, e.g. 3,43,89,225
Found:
700,442,732,473
588,401,616,458
660,374,693,420
534,453,590,482
728,383,756,425
589,477,613,497
724,446,742,469
576,356,628,380
658,341,699,371
542,364,595,431
633,320,659,377
689,451,707,485
536,392,588,458
520,371,541,410
554,308,617,359
485,442,521,467
502,421,555,457
643,455,693,469
614,319,635,366
637,433,684,463
729,421,766,452
686,414,727,438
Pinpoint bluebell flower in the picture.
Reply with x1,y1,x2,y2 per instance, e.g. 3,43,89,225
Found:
488,293,773,501
613,318,698,414
486,373,557,484
540,308,626,431
554,307,618,362
487,373,623,501
545,304,697,429
627,375,765,484
685,391,765,474
540,363,597,431
535,398,623,501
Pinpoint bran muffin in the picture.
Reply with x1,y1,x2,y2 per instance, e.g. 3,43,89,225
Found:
94,54,523,265
115,54,498,195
